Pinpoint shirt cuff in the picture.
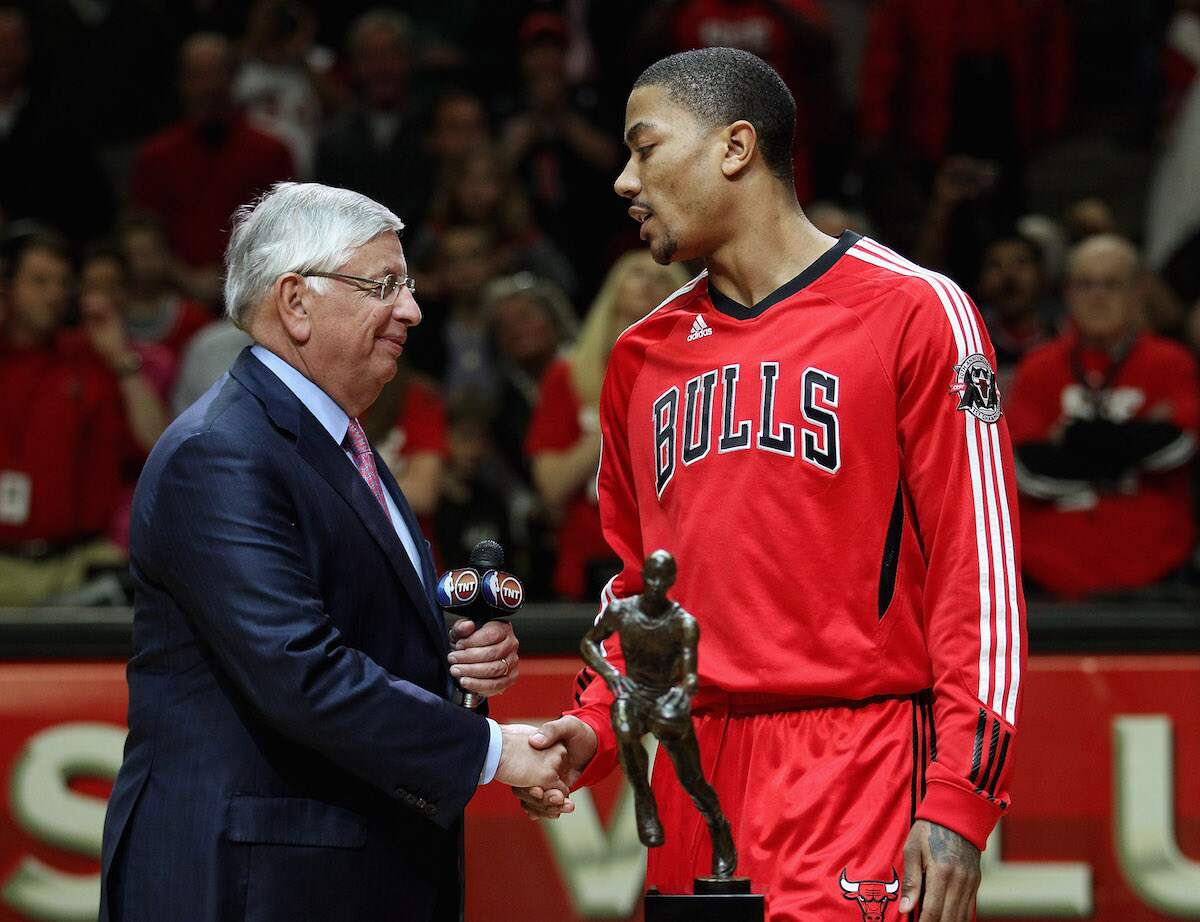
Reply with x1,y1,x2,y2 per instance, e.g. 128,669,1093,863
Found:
478,718,502,785
915,778,1003,852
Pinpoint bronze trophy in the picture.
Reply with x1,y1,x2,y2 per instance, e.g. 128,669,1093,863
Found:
580,550,764,921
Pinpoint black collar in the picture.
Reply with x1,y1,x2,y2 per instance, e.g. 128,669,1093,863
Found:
708,230,860,320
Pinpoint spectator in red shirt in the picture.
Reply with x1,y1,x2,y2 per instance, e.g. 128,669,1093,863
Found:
130,32,294,303
118,213,214,362
526,251,689,600
1007,234,1199,599
0,233,166,604
80,241,176,401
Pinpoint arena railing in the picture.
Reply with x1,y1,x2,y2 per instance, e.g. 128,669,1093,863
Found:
0,600,1197,659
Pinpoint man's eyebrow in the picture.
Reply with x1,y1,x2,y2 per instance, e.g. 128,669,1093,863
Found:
625,121,655,145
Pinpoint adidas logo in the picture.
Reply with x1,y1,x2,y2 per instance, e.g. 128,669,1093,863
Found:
686,314,713,342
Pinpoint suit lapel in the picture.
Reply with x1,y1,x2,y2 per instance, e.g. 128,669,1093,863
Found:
374,457,449,655
229,350,446,655
293,413,447,653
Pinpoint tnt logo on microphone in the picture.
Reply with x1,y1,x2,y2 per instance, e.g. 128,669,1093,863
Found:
483,571,524,611
837,868,899,921
436,568,480,607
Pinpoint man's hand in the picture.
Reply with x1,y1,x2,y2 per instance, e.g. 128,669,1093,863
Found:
512,716,598,821
494,723,568,789
448,619,518,698
899,820,982,922
80,294,132,369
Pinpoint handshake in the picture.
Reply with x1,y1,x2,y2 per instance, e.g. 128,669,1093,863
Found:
493,717,598,819
450,619,594,819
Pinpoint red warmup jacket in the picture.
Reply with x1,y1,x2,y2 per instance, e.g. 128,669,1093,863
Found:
566,232,1027,851
859,0,1070,160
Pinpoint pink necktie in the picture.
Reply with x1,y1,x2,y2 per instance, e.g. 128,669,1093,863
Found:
345,417,390,515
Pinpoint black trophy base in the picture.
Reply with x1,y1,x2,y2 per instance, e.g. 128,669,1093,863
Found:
644,878,764,921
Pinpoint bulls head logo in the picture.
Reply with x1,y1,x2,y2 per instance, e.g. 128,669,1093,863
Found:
839,867,900,922
950,353,1002,424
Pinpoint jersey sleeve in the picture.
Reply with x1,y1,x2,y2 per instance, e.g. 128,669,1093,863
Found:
896,280,1027,851
562,346,645,790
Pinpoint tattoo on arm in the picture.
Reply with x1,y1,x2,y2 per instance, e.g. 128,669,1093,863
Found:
928,824,981,868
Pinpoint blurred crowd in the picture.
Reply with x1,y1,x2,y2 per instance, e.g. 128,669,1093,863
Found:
1,0,1198,608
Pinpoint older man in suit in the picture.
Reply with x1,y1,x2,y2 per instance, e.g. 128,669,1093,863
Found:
99,182,566,922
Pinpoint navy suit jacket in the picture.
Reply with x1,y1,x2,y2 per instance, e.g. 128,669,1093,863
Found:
99,349,490,922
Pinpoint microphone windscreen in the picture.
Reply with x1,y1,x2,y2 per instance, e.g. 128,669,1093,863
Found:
469,540,504,571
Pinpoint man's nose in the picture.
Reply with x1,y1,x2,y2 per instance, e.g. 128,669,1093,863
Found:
394,289,421,327
614,158,640,199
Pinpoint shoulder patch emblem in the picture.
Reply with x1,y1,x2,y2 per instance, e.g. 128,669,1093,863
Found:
950,353,1002,423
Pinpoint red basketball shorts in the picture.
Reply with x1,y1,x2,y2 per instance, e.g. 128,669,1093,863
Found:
644,691,936,922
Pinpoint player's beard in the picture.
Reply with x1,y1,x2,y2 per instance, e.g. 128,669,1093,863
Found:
651,229,678,265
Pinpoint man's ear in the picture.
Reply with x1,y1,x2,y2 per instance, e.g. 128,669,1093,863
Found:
721,120,757,179
275,273,312,344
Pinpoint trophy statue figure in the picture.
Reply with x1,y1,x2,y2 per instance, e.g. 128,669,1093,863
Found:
580,549,737,881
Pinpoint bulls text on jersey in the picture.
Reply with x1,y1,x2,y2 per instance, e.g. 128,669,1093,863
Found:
653,362,841,496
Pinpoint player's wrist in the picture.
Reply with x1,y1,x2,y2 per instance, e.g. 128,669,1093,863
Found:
914,779,1000,852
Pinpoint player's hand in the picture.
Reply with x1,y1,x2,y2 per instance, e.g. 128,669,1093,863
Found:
511,716,597,821
448,619,519,698
899,820,981,922
495,723,569,789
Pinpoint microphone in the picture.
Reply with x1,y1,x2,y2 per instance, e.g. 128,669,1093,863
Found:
435,540,524,708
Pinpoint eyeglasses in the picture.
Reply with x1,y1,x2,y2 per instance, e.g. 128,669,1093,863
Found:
303,271,416,301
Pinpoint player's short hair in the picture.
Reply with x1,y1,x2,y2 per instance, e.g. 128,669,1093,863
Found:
223,182,404,329
633,47,796,184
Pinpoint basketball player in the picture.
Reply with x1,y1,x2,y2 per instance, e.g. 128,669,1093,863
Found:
517,47,1025,922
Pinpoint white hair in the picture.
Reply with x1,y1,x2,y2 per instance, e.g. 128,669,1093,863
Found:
223,182,404,328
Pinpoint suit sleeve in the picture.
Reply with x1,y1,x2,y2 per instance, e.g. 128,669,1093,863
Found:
562,348,645,789
141,429,488,828
896,284,1027,851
